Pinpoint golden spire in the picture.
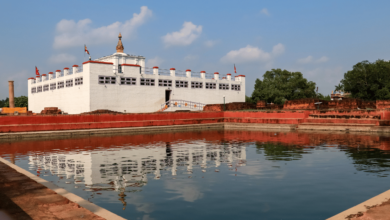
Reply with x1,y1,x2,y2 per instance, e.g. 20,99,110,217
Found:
116,32,124,53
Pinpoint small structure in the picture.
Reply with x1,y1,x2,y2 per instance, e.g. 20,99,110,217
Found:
28,33,245,114
331,90,351,100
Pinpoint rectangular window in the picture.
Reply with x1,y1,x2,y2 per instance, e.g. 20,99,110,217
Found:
99,76,116,85
205,82,216,89
231,84,241,91
191,81,203,89
158,79,172,87
175,80,188,88
66,79,73,87
75,77,83,86
121,77,136,85
118,64,122,73
43,84,49,92
31,87,36,94
58,81,64,89
37,86,42,93
219,83,229,90
140,78,155,86
50,83,56,90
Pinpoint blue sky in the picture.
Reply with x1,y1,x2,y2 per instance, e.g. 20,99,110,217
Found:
1,0,390,100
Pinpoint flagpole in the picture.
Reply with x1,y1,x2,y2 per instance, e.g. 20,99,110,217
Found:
84,44,85,62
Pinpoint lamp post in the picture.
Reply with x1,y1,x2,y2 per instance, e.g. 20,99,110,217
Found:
223,95,226,111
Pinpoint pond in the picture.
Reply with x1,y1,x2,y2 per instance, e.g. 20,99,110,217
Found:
1,130,390,220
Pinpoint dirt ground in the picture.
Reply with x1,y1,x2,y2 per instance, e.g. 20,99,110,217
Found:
347,199,390,220
0,160,105,220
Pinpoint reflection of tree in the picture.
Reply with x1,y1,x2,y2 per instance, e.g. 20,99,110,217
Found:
341,147,390,175
255,142,308,161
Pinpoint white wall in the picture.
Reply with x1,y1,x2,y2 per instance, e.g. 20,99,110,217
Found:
28,58,245,114
28,67,90,114
89,63,245,113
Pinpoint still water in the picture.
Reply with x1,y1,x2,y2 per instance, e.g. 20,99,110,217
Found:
1,130,390,220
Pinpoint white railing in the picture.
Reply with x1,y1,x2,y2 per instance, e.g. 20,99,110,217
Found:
160,99,206,112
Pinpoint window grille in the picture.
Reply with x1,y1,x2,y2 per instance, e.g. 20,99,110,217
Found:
158,79,172,87
37,86,42,93
121,77,136,85
118,64,122,73
231,84,241,91
191,81,203,89
219,83,229,90
43,84,49,92
50,83,56,90
140,78,155,86
205,82,216,89
99,76,116,85
175,80,188,88
75,77,83,86
58,81,64,89
66,79,73,87
31,87,36,93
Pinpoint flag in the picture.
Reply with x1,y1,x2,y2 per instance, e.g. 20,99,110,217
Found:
35,66,40,76
234,64,237,73
85,45,90,55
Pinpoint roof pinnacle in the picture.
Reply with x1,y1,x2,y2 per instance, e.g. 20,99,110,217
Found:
116,32,124,53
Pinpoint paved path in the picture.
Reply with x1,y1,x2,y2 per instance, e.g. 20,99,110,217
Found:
0,160,106,220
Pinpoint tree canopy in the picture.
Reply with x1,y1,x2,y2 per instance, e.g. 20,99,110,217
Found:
335,59,390,100
250,69,317,104
0,96,28,108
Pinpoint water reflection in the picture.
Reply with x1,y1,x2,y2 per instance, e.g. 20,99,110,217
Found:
2,130,390,219
27,141,246,190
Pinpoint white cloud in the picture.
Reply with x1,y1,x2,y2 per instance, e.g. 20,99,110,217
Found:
147,56,164,67
316,56,329,63
260,8,270,16
53,6,152,49
220,44,285,64
162,22,202,47
297,55,329,64
184,54,198,61
298,56,313,64
165,179,203,202
204,40,217,48
48,53,76,64
272,43,285,56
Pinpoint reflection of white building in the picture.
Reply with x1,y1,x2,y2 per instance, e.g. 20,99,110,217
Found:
28,142,246,191
28,33,246,114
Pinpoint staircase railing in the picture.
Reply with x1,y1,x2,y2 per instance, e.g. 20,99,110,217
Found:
159,99,206,112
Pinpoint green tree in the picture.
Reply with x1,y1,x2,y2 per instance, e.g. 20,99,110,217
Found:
317,93,331,101
15,96,28,108
0,96,28,108
335,59,390,100
245,95,255,104
251,69,317,105
0,98,9,108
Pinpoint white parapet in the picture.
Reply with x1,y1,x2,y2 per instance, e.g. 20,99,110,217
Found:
170,68,175,77
73,65,78,74
201,71,206,79
56,70,61,78
227,73,232,80
36,75,41,82
42,74,47,81
153,66,159,75
49,72,54,80
214,72,219,80
64,68,69,75
186,69,191,78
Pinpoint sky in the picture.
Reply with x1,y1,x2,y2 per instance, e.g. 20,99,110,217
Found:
1,0,390,100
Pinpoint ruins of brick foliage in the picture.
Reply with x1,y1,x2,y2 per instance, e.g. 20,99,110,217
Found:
203,102,255,111
283,98,376,110
203,99,388,112
81,109,124,115
40,107,62,115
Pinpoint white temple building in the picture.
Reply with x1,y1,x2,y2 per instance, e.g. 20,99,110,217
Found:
28,33,246,114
